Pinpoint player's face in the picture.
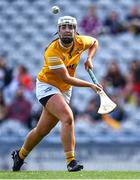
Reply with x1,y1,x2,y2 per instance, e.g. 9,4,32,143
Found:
59,24,75,44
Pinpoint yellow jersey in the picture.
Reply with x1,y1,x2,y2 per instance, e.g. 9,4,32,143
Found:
37,35,97,92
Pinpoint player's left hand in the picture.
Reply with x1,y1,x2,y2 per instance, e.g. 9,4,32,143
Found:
97,83,103,89
84,58,93,70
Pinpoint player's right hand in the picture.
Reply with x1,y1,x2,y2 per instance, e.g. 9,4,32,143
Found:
90,83,103,93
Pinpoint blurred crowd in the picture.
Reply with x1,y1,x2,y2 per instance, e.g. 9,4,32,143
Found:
0,56,140,130
0,3,140,131
80,4,140,36
74,3,140,127
73,59,140,126
0,58,41,129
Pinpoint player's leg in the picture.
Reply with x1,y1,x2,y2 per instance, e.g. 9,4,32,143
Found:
46,94,74,151
46,94,83,171
20,108,59,154
12,108,58,171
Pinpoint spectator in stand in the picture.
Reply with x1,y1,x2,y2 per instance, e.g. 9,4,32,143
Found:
109,92,126,122
103,10,125,34
6,87,32,128
124,60,140,105
76,93,125,128
3,64,35,105
136,94,140,108
86,92,125,123
0,90,7,124
123,73,136,105
16,65,34,91
103,60,126,90
75,95,100,124
83,96,101,123
125,4,140,35
0,57,12,90
80,5,102,36
130,59,140,96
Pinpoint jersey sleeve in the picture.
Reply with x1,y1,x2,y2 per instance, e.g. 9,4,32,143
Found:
45,49,65,70
81,36,98,51
47,56,65,69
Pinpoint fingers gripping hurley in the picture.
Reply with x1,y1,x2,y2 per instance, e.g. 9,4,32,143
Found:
88,69,117,114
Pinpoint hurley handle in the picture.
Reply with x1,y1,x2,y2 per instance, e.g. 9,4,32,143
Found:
88,69,99,85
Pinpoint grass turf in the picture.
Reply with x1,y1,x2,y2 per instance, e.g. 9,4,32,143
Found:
1,171,140,179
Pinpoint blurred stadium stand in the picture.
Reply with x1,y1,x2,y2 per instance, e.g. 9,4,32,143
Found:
0,0,140,170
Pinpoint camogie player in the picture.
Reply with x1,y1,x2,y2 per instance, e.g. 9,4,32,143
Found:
11,16,102,172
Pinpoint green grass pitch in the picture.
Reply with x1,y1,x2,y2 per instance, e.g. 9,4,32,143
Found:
1,171,140,179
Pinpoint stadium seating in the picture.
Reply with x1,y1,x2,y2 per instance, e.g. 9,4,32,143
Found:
0,0,140,143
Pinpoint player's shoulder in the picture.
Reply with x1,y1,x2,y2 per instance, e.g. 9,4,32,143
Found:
75,35,96,43
45,38,59,54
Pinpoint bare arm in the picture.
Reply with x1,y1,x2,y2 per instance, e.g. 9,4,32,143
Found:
51,66,102,92
84,39,98,70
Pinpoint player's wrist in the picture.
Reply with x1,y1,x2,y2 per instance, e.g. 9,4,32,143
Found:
87,57,92,61
90,83,96,89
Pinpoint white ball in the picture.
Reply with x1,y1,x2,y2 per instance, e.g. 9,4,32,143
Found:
51,6,60,14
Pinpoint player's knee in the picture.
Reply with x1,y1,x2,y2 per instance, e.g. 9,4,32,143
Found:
62,112,73,126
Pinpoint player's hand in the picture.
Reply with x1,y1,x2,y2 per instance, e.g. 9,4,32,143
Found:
90,83,103,93
97,83,103,89
84,58,93,70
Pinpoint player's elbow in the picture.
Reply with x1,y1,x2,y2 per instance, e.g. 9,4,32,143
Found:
95,40,99,48
62,73,72,84
92,39,99,49
63,76,71,83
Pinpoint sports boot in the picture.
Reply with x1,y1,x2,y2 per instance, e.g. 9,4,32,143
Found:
11,150,24,171
67,160,83,172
